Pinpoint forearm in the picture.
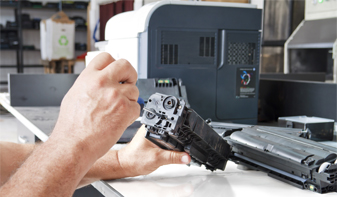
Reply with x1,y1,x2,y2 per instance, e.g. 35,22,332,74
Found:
80,124,192,187
0,142,128,189
78,149,130,188
0,142,35,186
0,136,95,196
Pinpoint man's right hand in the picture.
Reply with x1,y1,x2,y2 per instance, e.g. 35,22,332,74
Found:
0,52,141,197
52,52,140,162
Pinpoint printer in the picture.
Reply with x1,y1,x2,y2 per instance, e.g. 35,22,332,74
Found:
87,1,262,124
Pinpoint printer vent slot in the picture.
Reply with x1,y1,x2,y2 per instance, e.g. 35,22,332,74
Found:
161,44,178,64
227,42,256,65
199,37,215,57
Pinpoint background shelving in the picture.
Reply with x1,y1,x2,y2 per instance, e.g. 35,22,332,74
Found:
0,1,88,89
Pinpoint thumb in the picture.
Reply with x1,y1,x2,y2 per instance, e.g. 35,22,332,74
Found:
158,150,191,166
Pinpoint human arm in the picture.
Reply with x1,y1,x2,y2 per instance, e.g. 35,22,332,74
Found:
0,52,140,196
79,125,191,187
0,125,190,188
0,142,35,186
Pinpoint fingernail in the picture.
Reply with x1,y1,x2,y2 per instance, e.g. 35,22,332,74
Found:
181,155,189,164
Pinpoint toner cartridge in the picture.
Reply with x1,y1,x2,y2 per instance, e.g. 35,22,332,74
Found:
141,93,231,171
141,93,337,194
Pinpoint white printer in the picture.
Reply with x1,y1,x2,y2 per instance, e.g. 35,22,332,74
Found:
87,1,262,124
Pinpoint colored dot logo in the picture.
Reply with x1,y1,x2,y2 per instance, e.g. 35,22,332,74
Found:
240,71,251,85
58,35,69,46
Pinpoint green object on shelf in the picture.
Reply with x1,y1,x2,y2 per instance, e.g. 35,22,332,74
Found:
58,35,69,46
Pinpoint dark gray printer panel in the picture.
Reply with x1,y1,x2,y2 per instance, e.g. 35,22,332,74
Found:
154,28,218,122
160,30,216,65
147,4,262,124
216,30,260,120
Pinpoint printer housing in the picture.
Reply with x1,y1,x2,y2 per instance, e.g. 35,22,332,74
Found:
88,1,262,124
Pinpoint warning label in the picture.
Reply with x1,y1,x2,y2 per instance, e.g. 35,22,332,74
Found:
236,67,256,98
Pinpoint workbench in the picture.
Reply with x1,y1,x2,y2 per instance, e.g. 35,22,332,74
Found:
1,92,336,197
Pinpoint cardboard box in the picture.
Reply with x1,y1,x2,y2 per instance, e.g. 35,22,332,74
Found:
40,11,75,61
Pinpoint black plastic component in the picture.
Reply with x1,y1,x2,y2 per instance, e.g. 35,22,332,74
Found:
141,93,231,171
141,93,337,194
62,2,74,9
225,126,337,194
31,2,42,8
0,1,18,7
31,18,41,29
21,13,33,29
73,2,88,9
70,16,86,28
45,3,59,8
22,45,35,50
6,21,18,28
136,78,190,107
20,0,31,7
278,116,334,141
5,31,19,49
75,43,87,51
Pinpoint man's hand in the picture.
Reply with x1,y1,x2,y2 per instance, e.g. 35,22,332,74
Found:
117,125,191,178
52,52,140,160
0,53,140,196
81,125,191,185
0,52,189,196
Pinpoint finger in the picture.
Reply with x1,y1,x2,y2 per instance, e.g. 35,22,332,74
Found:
133,125,150,140
137,125,147,136
87,52,115,70
118,83,139,102
103,59,138,85
157,150,191,166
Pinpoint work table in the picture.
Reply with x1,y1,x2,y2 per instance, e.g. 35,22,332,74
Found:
1,93,336,197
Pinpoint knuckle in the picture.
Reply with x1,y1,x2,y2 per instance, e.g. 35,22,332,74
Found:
118,59,136,74
98,52,113,62
169,151,177,163
91,76,105,89
118,58,131,66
